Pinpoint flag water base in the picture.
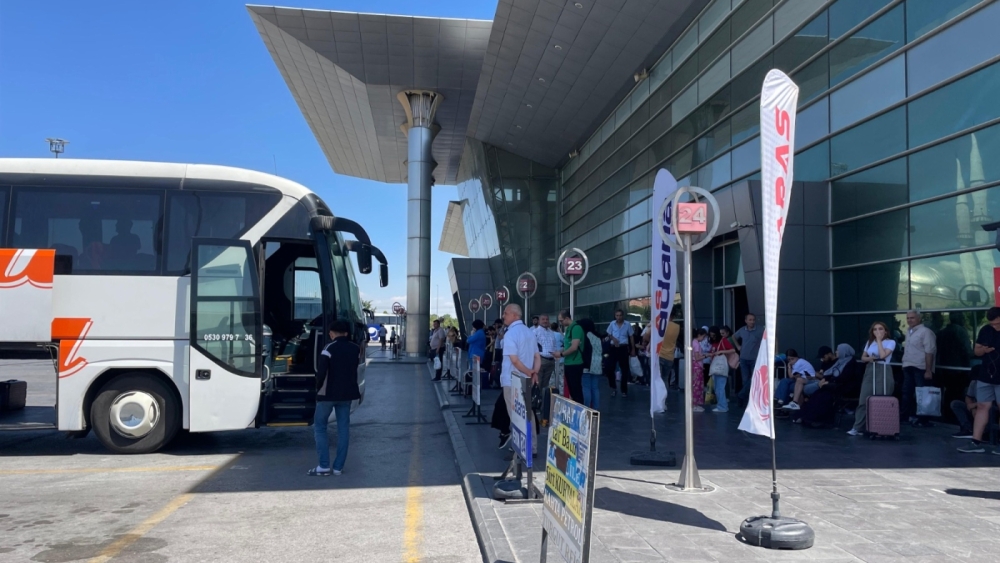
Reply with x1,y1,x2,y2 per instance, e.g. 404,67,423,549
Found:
739,516,814,550
629,450,676,466
739,493,814,550
492,479,525,500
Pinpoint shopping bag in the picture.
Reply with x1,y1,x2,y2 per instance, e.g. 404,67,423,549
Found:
433,356,441,371
709,355,729,377
629,356,643,377
916,386,942,417
705,376,716,405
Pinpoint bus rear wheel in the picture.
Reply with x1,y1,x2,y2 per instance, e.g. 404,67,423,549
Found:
90,374,180,454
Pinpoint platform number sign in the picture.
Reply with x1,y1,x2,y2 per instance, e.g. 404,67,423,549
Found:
481,294,493,310
469,299,481,313
564,256,584,276
392,302,402,314
676,202,708,233
517,274,537,298
496,287,510,306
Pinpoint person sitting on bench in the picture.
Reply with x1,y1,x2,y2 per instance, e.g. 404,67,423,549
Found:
779,349,816,411
789,344,854,410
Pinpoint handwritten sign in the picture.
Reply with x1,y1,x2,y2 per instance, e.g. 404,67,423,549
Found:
542,395,599,563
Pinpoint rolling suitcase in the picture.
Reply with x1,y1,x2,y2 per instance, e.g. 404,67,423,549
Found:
0,380,27,412
865,364,899,439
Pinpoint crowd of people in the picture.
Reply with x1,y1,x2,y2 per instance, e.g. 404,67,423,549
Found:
429,304,1000,458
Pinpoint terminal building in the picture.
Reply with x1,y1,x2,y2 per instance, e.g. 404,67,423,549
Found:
250,0,999,369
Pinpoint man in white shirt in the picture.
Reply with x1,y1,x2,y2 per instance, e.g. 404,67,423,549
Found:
780,348,816,411
902,309,937,428
429,320,446,381
499,304,540,451
534,314,558,389
606,309,634,397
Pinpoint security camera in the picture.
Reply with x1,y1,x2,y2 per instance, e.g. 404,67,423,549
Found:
633,69,648,83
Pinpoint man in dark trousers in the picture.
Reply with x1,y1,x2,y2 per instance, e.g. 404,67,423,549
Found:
309,320,361,476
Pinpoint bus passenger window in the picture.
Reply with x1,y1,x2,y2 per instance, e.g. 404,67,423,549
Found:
0,187,7,246
11,187,162,274
164,191,281,274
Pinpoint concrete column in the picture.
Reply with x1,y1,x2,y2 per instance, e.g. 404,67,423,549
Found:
399,91,441,356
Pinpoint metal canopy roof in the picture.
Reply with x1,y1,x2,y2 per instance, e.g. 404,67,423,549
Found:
248,0,706,183
468,0,706,169
248,5,490,184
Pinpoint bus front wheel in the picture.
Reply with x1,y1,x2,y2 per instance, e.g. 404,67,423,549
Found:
90,374,181,454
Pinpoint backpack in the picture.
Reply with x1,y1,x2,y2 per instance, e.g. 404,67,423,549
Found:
581,333,594,368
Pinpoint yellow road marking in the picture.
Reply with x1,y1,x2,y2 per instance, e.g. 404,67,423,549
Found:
87,493,194,563
401,382,424,562
0,465,218,476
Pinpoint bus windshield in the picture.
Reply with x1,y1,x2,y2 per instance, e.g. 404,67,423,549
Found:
324,231,363,325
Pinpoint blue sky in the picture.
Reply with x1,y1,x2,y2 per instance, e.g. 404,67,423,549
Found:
0,0,498,317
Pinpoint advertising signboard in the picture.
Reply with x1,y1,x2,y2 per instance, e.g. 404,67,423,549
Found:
541,395,599,563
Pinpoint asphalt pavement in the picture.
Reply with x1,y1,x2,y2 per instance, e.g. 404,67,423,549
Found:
0,355,480,563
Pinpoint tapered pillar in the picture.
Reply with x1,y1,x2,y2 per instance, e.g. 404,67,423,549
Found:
398,90,442,356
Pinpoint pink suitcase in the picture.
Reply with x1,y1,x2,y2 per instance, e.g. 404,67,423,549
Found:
866,364,899,439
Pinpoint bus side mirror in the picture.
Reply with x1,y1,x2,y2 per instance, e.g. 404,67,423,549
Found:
356,245,372,275
379,263,389,288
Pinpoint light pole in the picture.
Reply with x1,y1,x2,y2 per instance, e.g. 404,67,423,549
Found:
46,138,69,158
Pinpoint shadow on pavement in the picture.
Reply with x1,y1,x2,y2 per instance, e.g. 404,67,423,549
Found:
945,488,1000,500
595,487,727,532
0,364,467,493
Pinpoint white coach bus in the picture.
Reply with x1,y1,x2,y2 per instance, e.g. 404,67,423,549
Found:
0,159,387,453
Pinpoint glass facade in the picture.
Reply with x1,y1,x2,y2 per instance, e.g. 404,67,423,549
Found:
542,0,999,365
454,139,561,317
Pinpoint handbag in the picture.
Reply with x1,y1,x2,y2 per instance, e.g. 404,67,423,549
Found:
727,352,739,370
709,354,729,377
916,385,942,417
705,376,716,404
433,356,442,371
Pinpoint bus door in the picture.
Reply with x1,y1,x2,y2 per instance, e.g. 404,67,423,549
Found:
188,239,263,432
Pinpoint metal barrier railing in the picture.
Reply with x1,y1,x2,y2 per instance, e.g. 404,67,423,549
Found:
462,355,488,424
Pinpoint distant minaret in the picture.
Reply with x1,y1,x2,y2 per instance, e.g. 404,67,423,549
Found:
969,133,995,295
956,158,980,294
956,159,972,246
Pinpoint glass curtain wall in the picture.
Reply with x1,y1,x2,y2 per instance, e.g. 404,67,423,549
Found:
557,0,999,367
456,139,561,316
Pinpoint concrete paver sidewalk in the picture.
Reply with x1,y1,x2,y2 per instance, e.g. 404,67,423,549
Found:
439,377,1000,563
